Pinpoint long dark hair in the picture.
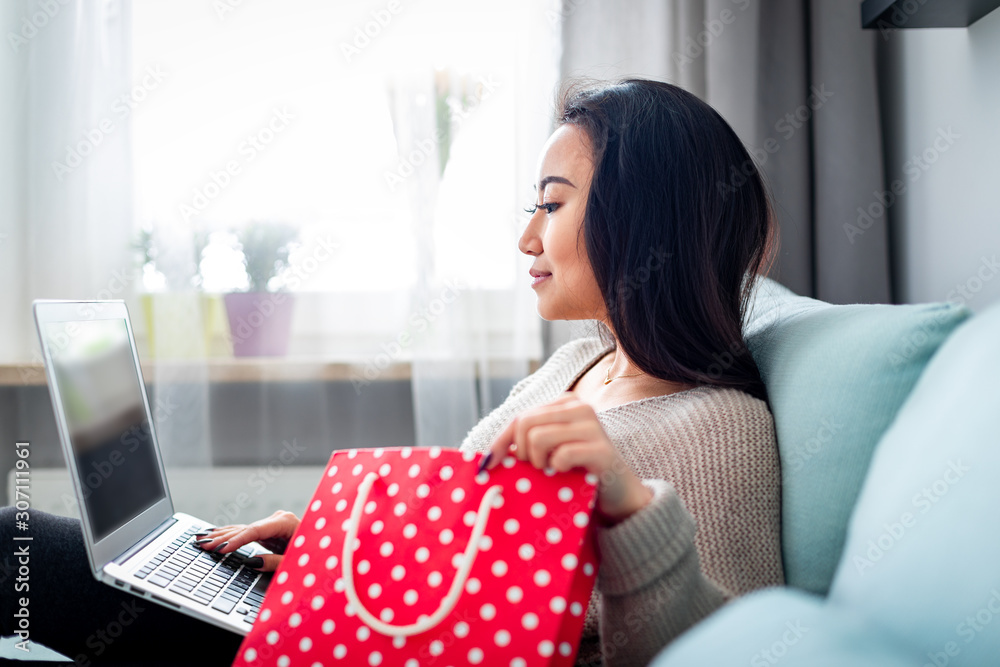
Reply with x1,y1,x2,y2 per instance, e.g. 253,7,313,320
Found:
559,78,775,402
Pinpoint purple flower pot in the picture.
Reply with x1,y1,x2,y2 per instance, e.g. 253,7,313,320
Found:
223,292,295,357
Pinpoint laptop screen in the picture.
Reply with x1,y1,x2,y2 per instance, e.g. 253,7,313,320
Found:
41,317,166,541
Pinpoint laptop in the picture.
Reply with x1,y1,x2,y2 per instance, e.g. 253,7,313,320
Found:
33,299,271,634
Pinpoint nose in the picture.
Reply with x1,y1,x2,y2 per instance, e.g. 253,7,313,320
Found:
518,210,543,256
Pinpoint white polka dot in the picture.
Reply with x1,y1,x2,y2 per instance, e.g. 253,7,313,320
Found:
495,629,511,647
439,466,454,480
452,553,466,569
392,636,406,649
515,478,531,493
370,520,384,535
511,659,527,667
334,645,347,659
403,523,417,539
538,640,555,657
266,630,280,645
369,650,382,665
311,516,325,531
480,603,497,620
429,446,442,458
491,494,505,509
357,626,371,641
559,641,573,656
550,596,567,613
454,621,470,638
475,471,489,484
281,591,293,605
303,573,316,587
380,608,394,622
277,656,289,667
415,547,430,563
294,535,306,548
463,510,477,526
479,535,493,551
416,484,430,498
440,529,454,545
574,512,589,528
466,577,481,594
451,488,465,503
504,519,519,534
334,578,346,593
379,542,393,557
519,544,535,560
387,483,399,497
393,502,406,517
327,465,339,477
326,555,338,570
492,560,508,577
341,519,351,532
299,637,312,652
244,648,257,661
507,586,523,603
391,565,406,581
546,527,562,544
468,648,484,664
373,449,384,458
583,562,595,576
430,640,444,656
319,535,332,549
310,499,322,512
336,499,348,512
369,583,382,598
332,482,343,494
348,450,358,459
408,464,420,478
522,612,539,630
322,619,335,634
404,590,418,605
277,571,289,584
260,609,271,622
544,467,556,476
534,569,551,586
311,595,325,610
562,553,578,570
428,571,443,587
530,502,547,518
427,506,442,521
378,463,391,477
358,560,371,575
502,456,516,468
462,449,476,462
364,500,377,515
352,463,363,476
401,448,412,459
585,473,598,485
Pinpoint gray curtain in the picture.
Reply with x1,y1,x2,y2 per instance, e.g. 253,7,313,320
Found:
549,0,892,353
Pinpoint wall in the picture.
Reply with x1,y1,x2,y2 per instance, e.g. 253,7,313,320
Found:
879,7,1000,312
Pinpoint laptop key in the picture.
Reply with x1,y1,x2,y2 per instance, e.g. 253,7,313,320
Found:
148,574,171,588
211,597,237,614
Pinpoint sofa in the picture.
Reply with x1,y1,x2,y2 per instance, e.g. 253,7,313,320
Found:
651,277,1000,665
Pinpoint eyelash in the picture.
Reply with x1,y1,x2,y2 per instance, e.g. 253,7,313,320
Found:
524,202,559,215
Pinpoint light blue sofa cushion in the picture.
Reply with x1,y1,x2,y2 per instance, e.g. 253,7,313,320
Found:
743,279,970,595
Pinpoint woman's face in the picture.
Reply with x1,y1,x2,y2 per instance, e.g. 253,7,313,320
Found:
519,124,605,322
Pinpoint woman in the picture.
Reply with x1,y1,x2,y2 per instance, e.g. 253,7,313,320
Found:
2,79,782,665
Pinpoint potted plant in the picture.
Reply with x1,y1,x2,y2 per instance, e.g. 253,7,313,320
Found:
223,221,299,357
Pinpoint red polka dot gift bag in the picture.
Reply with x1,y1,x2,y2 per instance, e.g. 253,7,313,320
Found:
233,446,599,667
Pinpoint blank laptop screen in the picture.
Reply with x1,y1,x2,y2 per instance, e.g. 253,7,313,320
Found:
42,318,166,541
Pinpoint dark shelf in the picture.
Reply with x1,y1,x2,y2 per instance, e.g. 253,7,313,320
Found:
862,0,1000,28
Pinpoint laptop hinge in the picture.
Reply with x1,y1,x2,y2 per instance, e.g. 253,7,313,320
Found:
114,516,178,566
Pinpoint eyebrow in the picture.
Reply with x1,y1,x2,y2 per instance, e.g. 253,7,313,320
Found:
535,175,576,190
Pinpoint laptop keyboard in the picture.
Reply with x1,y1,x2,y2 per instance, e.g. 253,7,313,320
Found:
133,526,265,624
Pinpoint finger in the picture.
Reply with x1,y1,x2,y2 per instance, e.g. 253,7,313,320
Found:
245,553,284,573
486,418,517,469
513,402,596,459
521,422,596,469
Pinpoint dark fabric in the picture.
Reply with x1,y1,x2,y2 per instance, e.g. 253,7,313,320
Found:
0,507,241,665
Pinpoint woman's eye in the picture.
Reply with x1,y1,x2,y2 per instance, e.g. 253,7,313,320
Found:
524,202,560,215
541,203,559,214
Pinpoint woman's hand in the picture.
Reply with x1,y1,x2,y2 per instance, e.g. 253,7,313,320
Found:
484,392,653,525
195,510,300,572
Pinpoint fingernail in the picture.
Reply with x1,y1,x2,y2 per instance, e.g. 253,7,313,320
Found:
244,557,264,569
212,541,229,553
476,452,493,474
195,538,213,545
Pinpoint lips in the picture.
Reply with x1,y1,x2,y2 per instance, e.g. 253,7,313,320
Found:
529,268,551,287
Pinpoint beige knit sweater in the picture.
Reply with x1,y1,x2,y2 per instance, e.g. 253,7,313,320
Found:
458,337,784,666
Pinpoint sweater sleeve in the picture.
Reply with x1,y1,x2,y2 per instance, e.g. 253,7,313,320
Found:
593,480,729,667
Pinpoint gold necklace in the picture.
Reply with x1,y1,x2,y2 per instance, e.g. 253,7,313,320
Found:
604,352,645,384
